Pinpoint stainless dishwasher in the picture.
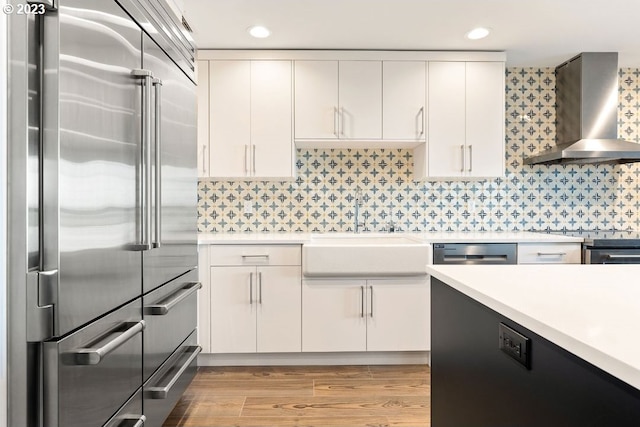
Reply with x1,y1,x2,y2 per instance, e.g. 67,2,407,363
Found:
433,243,517,265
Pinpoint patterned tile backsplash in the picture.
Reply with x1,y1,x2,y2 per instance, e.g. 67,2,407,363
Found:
198,67,640,233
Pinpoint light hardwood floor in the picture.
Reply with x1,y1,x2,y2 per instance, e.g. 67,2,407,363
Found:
163,365,430,427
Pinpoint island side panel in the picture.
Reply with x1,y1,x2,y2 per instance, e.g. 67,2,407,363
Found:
431,277,640,427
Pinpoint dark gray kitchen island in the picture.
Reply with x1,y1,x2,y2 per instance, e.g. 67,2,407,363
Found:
428,265,640,426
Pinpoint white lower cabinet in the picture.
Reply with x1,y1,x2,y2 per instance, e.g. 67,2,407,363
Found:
302,277,430,352
208,244,302,354
211,265,301,353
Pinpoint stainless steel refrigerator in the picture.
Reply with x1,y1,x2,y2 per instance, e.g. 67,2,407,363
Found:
4,0,200,426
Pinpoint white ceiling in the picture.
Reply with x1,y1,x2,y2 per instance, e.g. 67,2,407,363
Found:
183,0,640,68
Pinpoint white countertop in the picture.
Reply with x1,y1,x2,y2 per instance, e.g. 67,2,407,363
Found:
426,264,640,390
198,231,583,244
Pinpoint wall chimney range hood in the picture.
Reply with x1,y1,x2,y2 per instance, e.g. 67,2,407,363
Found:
524,52,640,165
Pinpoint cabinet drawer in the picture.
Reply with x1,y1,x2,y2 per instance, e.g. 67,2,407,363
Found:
517,243,581,264
210,245,301,266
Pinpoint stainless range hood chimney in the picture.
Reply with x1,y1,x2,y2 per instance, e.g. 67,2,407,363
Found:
524,52,640,165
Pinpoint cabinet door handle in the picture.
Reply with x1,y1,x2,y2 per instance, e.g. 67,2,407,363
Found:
418,106,425,136
340,107,345,137
537,252,567,257
468,145,473,172
201,145,207,175
460,145,465,172
333,107,339,137
360,286,365,318
369,285,373,318
244,144,248,175
258,272,263,304
252,145,256,174
249,272,254,305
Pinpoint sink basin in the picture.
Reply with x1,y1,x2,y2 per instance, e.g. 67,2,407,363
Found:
303,233,430,277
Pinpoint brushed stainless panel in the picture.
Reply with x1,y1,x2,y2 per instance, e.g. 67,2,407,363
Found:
55,0,143,335
142,269,198,381
142,33,197,293
44,298,142,427
143,329,199,427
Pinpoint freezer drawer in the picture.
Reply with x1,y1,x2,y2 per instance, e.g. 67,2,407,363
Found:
143,269,200,381
44,299,143,427
143,329,201,426
103,388,144,427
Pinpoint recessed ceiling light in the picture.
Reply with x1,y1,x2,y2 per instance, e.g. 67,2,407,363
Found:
248,25,271,39
466,27,490,40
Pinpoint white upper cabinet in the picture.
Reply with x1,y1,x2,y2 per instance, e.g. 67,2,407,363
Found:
415,61,505,179
382,61,426,141
465,61,505,177
338,61,382,139
207,60,294,179
294,60,339,139
209,60,251,178
295,60,382,141
196,60,210,177
250,61,294,178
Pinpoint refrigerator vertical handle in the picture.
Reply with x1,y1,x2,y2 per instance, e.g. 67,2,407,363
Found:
153,78,163,248
132,69,154,251
26,9,59,341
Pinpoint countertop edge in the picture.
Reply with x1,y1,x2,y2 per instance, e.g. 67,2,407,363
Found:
198,232,584,245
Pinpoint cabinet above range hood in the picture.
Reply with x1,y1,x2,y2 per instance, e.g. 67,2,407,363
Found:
524,52,640,165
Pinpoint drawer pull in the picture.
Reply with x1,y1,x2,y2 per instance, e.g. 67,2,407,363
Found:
536,252,566,256
242,254,269,260
146,345,201,399
70,320,145,365
117,416,146,427
145,282,202,315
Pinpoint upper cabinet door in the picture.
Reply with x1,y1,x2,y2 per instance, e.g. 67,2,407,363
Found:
251,61,294,178
294,60,339,139
196,60,209,177
465,61,505,177
382,61,426,141
427,61,466,178
338,61,382,139
209,60,251,178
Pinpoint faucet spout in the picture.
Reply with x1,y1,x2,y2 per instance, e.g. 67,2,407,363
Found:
354,188,364,233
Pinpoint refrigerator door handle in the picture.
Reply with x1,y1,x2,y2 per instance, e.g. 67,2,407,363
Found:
70,320,145,365
26,8,59,342
132,69,154,251
152,78,163,248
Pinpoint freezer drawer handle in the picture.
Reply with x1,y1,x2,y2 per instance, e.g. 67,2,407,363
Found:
70,320,145,365
144,282,202,315
146,345,201,399
117,415,146,427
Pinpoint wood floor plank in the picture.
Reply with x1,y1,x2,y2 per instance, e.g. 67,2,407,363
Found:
368,364,430,379
167,396,245,417
197,365,372,379
314,378,430,397
184,378,314,397
386,416,431,427
241,396,429,417
164,415,392,427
